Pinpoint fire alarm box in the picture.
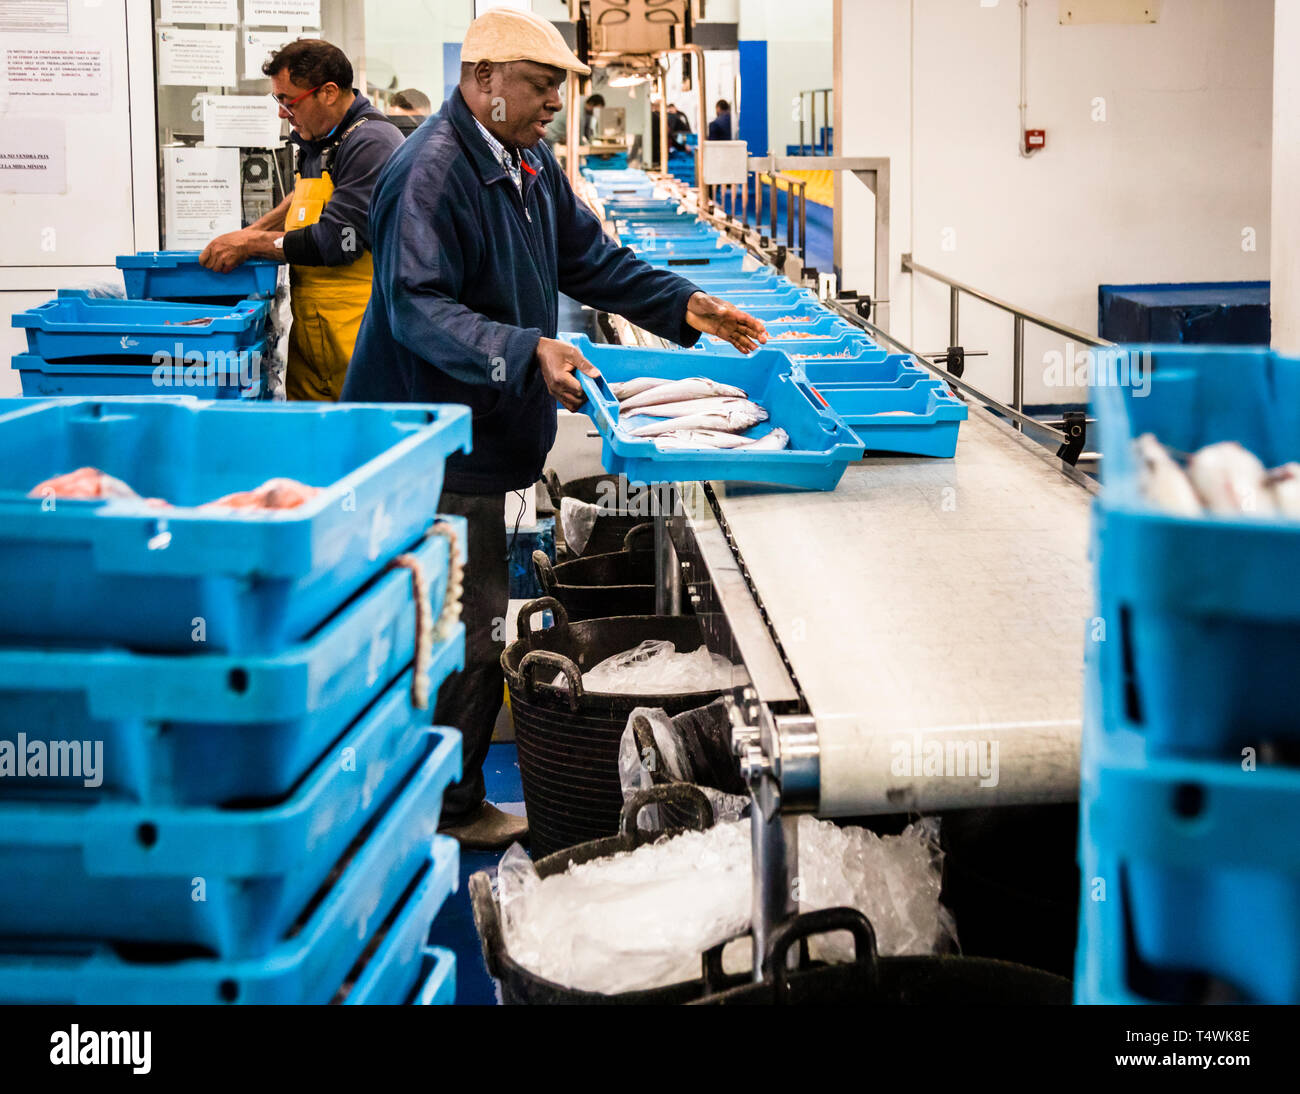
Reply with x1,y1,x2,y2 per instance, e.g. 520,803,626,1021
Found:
1025,129,1046,151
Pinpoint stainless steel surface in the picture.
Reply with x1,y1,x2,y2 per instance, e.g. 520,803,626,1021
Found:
902,254,1113,348
949,285,959,348
675,481,800,706
709,404,1094,815
743,755,797,981
652,504,681,616
774,714,820,810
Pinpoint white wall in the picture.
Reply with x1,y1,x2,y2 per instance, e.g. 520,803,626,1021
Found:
363,0,472,108
839,0,1273,406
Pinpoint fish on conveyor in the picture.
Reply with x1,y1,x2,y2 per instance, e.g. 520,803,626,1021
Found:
617,376,747,411
1135,434,1201,517
1267,462,1300,518
631,407,767,436
623,396,767,421
1187,441,1275,516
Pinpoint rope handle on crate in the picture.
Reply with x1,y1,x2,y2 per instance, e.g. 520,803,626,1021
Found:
387,521,465,711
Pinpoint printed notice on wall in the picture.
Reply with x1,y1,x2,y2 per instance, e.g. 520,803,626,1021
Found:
0,117,67,194
1,36,111,113
0,1,70,34
244,29,312,80
244,0,320,28
201,94,283,147
160,0,240,22
164,145,241,248
158,26,237,87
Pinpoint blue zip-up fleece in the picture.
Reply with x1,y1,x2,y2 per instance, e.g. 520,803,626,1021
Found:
342,87,703,493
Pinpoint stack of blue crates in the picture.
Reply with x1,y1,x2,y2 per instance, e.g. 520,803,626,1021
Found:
11,251,280,400
582,168,967,466
1079,345,1300,1004
0,397,474,1005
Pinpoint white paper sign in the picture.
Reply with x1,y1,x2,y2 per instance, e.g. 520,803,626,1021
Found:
160,0,240,22
1,37,112,113
201,94,283,147
0,116,66,194
158,27,237,87
244,29,311,80
0,1,69,33
164,145,242,248
244,0,320,26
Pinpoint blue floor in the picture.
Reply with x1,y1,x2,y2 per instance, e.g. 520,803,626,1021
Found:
432,742,525,1006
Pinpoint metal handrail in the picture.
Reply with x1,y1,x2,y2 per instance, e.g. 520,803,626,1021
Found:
753,171,807,262
901,254,1111,427
798,88,833,157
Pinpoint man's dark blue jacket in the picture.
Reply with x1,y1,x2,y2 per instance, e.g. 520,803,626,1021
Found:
342,88,702,494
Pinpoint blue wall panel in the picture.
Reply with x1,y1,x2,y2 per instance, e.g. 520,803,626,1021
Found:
738,40,769,157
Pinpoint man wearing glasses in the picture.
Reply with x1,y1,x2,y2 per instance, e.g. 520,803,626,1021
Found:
200,40,403,401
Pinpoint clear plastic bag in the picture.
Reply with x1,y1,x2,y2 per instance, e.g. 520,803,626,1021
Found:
618,705,749,830
72,279,125,299
559,496,601,555
580,640,734,694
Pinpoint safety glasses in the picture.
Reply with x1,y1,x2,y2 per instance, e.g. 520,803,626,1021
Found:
271,84,324,119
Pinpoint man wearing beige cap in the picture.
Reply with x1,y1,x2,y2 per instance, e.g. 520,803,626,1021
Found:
345,8,766,850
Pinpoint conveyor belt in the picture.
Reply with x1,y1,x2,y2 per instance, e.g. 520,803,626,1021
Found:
691,403,1095,816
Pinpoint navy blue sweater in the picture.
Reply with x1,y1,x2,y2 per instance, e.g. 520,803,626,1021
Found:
342,88,702,493
282,93,404,268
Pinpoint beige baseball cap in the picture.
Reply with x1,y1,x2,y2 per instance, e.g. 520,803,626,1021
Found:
462,8,591,76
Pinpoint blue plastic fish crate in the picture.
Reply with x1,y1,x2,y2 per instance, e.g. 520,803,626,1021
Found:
342,869,459,1005
410,947,457,1005
0,680,459,957
15,345,268,400
0,398,471,652
740,300,849,322
694,329,875,358
644,252,748,272
0,829,459,1004
0,533,465,806
117,251,280,302
794,354,931,385
1077,647,1300,1004
1092,345,1300,761
630,238,744,258
721,286,820,309
794,372,968,458
14,292,269,361
571,336,863,490
702,315,854,347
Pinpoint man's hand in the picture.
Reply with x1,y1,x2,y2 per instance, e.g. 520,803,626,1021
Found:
685,291,768,354
536,337,601,412
200,230,253,273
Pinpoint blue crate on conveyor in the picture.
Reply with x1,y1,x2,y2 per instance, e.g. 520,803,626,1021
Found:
0,526,465,805
14,292,269,361
0,398,471,652
794,353,936,385
693,329,875,358
702,315,854,345
117,251,280,302
792,367,967,458
14,343,269,400
0,683,460,956
0,828,459,1004
1091,345,1300,761
569,335,863,491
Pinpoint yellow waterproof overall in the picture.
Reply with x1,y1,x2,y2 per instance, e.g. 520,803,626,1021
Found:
285,119,375,401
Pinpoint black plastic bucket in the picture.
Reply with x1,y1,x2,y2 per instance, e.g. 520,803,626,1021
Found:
544,469,658,558
501,597,728,858
468,785,739,1005
630,703,749,829
532,536,655,623
691,908,1073,1006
